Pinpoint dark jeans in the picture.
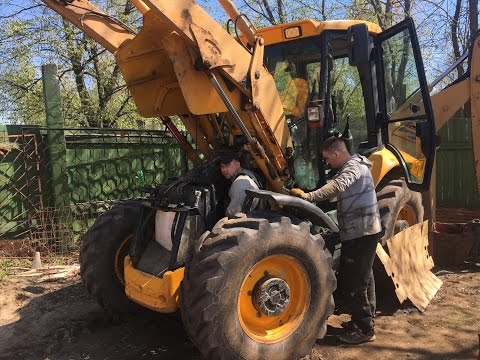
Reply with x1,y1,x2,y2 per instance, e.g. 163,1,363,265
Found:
339,233,379,334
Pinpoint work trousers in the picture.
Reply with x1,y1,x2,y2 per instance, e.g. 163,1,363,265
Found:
340,232,379,334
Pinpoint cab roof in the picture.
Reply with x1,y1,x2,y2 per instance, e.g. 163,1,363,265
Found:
253,19,382,45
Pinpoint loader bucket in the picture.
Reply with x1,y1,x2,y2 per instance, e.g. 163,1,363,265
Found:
376,221,442,311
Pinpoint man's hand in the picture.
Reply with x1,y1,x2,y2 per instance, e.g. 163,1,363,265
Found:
290,188,306,198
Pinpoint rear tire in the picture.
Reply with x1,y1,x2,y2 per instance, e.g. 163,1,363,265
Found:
374,176,424,306
80,201,142,314
376,176,424,245
180,212,336,360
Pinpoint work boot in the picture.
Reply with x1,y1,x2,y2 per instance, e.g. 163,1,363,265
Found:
337,328,375,345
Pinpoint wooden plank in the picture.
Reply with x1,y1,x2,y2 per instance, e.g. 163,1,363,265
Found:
376,221,443,312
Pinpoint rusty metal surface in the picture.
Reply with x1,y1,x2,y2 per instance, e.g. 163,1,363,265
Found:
143,0,251,84
376,221,443,312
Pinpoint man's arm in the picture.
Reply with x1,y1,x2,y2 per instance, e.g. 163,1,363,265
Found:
304,163,361,202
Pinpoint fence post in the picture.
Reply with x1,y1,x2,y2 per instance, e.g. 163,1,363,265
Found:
42,64,71,253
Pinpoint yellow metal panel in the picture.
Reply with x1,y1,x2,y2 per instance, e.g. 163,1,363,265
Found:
132,0,150,14
368,148,399,186
316,20,382,34
431,79,469,130
116,11,189,117
162,32,243,115
42,0,134,54
142,0,251,84
218,0,257,46
369,147,425,186
248,39,292,164
124,256,184,313
471,36,480,192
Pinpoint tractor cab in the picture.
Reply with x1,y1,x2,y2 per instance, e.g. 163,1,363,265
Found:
263,18,436,192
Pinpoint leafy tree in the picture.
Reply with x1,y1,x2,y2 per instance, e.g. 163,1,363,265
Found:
0,0,478,128
0,1,147,128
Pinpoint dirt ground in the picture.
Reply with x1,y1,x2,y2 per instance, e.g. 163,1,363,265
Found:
0,262,478,360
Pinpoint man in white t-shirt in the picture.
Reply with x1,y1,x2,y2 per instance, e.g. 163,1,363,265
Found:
219,152,260,217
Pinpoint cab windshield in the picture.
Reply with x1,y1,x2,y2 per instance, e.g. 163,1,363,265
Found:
265,38,323,189
265,34,368,190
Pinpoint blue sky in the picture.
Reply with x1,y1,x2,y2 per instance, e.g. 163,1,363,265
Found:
0,0,474,124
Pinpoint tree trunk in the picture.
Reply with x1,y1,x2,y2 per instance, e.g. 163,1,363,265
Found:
451,0,464,76
469,0,478,43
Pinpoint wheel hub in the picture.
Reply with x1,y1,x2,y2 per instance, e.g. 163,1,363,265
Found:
253,277,290,317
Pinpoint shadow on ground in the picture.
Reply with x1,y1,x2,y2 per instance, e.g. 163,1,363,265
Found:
1,262,478,360
0,280,201,360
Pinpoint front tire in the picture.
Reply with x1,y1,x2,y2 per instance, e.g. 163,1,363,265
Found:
180,212,336,360
376,176,424,245
374,176,425,300
80,201,142,313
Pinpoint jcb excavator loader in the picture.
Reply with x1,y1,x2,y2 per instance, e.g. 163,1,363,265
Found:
42,0,478,358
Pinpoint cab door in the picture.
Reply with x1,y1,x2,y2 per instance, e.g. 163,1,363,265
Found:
375,18,435,191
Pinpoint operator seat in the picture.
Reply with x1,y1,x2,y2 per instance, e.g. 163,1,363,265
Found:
282,78,309,117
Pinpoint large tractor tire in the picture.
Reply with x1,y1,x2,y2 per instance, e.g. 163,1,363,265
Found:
80,200,143,314
180,212,336,360
374,175,425,303
376,175,424,245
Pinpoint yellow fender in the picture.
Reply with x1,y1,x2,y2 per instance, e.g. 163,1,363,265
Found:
124,256,184,313
368,148,400,187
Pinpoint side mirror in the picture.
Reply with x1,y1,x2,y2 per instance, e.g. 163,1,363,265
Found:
347,24,371,66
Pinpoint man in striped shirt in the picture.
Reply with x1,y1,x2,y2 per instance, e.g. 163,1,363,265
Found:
291,136,381,345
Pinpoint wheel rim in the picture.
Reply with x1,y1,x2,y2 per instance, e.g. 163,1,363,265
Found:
237,254,310,344
114,234,132,285
398,204,417,226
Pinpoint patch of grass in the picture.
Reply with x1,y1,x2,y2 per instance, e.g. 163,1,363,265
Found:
45,256,78,266
0,256,78,280
0,258,31,280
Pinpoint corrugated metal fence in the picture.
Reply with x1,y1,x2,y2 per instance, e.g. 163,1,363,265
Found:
0,125,187,257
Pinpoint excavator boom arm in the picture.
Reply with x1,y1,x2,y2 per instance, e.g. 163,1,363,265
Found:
430,35,480,191
42,0,292,192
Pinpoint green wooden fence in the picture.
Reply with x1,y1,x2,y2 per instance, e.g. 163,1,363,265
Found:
436,116,480,208
2,114,478,255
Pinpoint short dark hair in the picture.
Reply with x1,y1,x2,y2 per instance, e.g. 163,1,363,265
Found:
215,148,241,165
321,136,347,152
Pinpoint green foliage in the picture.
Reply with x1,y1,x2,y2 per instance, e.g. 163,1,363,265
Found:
0,1,147,128
0,258,31,280
331,58,368,148
0,0,477,129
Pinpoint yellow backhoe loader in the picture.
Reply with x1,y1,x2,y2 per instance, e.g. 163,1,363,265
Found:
42,0,480,359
